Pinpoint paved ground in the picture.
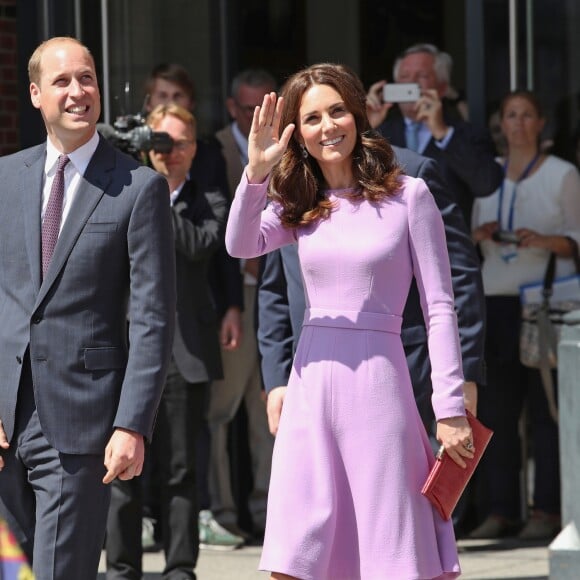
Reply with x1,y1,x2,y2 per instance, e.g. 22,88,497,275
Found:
99,537,551,579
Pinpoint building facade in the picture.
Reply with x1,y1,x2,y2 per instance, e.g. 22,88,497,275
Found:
3,0,580,164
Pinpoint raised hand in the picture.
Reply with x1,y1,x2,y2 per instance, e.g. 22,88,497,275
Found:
247,92,295,184
415,88,448,140
366,80,392,129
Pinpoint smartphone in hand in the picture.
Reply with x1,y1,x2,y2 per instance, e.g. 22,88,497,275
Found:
382,83,420,103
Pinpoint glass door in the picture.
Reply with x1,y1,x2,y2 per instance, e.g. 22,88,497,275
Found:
483,0,580,164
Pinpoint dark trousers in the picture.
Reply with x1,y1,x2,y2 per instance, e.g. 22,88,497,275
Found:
0,357,110,580
106,360,208,579
477,296,560,520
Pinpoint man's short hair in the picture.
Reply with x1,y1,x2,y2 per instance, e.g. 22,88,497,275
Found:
28,36,94,85
230,68,277,99
392,43,452,85
146,103,197,137
145,63,196,103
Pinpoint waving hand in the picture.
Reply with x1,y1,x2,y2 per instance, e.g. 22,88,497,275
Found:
247,92,295,184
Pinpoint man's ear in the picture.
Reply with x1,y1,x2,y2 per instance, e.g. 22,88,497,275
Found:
30,83,41,109
226,97,237,120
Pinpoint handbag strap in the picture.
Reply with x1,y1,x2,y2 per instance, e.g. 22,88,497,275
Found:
536,306,559,423
542,237,580,301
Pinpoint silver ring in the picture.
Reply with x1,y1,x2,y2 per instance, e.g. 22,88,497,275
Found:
464,441,474,451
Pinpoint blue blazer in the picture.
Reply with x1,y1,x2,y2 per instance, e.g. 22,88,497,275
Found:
0,136,176,454
257,146,486,423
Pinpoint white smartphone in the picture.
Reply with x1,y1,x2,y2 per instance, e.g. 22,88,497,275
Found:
382,83,421,103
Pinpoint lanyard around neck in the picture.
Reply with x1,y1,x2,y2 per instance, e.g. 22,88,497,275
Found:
496,152,541,231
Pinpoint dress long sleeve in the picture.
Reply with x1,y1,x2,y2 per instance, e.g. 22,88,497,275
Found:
406,178,466,420
225,171,296,258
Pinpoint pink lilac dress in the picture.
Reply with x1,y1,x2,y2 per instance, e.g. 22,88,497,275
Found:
226,172,465,580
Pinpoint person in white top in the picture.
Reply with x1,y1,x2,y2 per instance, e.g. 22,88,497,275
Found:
470,90,580,541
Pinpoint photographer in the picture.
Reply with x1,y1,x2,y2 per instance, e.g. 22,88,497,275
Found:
113,63,246,552
105,103,228,579
366,42,503,225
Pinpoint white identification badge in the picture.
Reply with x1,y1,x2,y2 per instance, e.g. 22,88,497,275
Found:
500,243,518,264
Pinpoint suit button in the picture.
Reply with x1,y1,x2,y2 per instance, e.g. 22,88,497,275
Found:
32,315,42,324
16,356,22,364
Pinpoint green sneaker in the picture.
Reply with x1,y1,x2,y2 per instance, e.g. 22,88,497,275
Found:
142,516,160,552
198,510,244,551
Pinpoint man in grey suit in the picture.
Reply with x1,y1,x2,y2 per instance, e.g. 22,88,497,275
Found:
0,37,176,579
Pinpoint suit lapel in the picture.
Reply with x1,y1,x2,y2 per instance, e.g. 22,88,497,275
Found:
391,117,407,148
380,117,406,149
20,147,46,293
422,139,442,160
36,137,115,307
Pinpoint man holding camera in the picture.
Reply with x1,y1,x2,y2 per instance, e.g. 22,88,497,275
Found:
367,43,503,223
105,103,227,579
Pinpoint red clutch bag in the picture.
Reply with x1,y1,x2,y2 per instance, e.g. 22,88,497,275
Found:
421,410,493,520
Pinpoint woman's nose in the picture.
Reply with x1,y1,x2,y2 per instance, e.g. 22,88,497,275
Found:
321,115,335,130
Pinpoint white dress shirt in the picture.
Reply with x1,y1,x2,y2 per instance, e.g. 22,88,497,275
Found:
42,131,100,234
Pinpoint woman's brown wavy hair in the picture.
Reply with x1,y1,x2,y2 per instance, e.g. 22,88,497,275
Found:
269,63,402,228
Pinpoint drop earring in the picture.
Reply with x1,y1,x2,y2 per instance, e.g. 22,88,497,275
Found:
300,144,308,159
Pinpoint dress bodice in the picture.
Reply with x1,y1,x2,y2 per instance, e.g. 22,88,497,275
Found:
297,189,413,317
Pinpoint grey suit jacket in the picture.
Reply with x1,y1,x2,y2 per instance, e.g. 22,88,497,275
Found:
0,136,176,454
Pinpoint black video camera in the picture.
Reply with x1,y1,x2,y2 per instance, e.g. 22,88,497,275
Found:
98,113,173,159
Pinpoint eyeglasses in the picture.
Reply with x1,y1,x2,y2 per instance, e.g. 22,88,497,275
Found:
170,139,195,153
234,100,258,115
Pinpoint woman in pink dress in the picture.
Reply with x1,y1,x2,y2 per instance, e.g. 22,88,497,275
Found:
225,63,474,580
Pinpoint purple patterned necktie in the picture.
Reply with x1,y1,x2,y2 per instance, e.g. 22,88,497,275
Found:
42,154,70,278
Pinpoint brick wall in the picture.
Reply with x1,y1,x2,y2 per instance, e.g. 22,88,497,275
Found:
0,0,18,156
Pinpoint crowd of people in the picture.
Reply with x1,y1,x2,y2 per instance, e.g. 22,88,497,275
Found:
0,35,579,580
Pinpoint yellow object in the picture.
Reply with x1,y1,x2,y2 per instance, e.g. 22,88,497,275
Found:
0,518,34,579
